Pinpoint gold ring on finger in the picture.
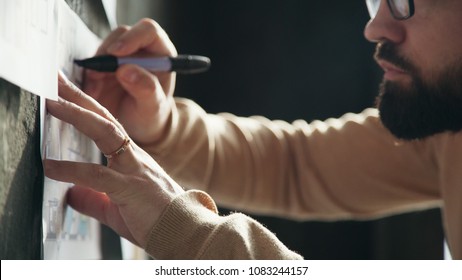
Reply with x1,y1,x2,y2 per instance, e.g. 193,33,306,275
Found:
104,137,131,159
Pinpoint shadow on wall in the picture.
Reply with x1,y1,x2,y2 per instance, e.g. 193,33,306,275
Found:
0,83,43,259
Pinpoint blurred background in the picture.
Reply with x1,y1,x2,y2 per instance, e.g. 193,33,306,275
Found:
114,0,444,259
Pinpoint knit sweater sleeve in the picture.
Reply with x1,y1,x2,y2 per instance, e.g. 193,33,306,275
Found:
145,190,302,260
146,98,440,221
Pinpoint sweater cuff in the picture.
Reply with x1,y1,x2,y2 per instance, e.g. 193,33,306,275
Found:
145,190,220,259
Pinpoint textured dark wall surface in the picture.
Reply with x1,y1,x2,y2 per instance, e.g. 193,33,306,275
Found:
0,0,110,260
0,84,42,259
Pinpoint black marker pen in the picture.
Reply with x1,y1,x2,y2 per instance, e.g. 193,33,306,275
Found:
74,54,211,74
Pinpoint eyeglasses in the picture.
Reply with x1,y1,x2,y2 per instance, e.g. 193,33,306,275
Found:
366,0,415,20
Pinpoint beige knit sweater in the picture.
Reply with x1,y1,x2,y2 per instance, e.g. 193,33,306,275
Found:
145,98,462,259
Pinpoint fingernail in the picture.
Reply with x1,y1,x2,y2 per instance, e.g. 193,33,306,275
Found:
47,97,62,105
107,41,125,53
58,72,67,85
121,68,139,84
43,159,56,174
46,99,58,109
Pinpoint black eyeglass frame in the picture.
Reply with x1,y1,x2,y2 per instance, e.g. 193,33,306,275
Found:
367,0,415,20
387,0,415,20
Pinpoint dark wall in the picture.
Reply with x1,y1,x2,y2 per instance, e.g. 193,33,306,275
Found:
149,0,444,259
161,1,379,120
0,84,42,259
0,0,111,260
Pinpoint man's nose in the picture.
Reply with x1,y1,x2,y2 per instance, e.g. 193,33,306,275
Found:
364,0,406,44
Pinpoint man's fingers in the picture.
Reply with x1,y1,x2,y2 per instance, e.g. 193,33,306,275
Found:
58,73,116,122
116,64,163,102
67,185,112,224
47,97,130,158
46,88,138,171
106,18,177,57
96,25,130,55
44,160,124,194
57,75,134,160
67,185,138,245
44,160,133,202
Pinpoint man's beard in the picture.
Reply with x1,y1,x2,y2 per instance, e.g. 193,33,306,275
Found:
374,42,462,140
